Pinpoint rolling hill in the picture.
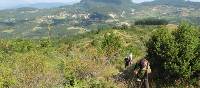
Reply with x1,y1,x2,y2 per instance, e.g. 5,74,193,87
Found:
0,0,200,39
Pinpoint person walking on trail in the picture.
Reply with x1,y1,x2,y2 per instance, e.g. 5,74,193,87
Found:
124,53,133,68
133,58,151,88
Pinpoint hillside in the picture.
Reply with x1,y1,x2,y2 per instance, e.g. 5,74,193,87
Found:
0,0,200,39
0,25,153,87
144,0,200,8
1,23,200,87
1,0,200,88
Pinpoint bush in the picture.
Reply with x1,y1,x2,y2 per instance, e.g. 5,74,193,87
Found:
10,40,36,53
147,22,200,84
0,65,17,88
62,59,119,88
14,52,62,87
101,32,122,59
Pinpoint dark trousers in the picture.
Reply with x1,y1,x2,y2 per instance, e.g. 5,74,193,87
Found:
139,78,149,88
125,62,130,68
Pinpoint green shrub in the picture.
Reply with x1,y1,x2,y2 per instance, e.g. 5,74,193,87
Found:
10,40,36,53
0,65,17,88
101,32,122,59
147,22,200,83
61,58,119,88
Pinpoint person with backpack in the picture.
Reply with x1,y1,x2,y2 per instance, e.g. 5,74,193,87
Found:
133,58,151,88
124,53,133,68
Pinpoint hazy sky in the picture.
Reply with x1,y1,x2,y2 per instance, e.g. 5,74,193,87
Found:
0,0,200,9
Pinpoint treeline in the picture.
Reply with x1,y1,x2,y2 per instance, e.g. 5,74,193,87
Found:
135,18,168,25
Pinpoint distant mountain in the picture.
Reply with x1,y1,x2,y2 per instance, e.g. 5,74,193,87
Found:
0,0,200,39
80,0,132,5
72,0,136,15
15,3,67,9
141,0,200,8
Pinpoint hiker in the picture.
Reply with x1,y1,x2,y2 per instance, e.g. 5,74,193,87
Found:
133,58,151,88
124,53,133,68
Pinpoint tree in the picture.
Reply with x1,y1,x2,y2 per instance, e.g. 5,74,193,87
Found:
135,18,168,25
147,22,200,81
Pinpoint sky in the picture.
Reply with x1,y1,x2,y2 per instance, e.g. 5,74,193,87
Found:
0,0,200,9
0,0,81,9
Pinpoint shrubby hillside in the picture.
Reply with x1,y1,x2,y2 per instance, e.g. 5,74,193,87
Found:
1,23,200,87
0,0,200,87
0,25,151,87
0,0,200,38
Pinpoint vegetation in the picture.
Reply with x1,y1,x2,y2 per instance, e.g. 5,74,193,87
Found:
135,18,168,25
1,22,200,87
101,32,122,60
147,22,200,87
0,26,150,88
1,0,200,38
0,0,200,87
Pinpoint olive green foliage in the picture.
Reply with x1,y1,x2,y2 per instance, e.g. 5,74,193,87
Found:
3,23,197,87
147,22,200,84
0,25,178,87
0,39,118,88
101,32,122,58
62,59,118,88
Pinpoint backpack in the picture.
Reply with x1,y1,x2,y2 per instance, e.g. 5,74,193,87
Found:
125,57,130,63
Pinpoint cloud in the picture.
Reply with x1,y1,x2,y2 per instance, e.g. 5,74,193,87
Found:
132,0,154,3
